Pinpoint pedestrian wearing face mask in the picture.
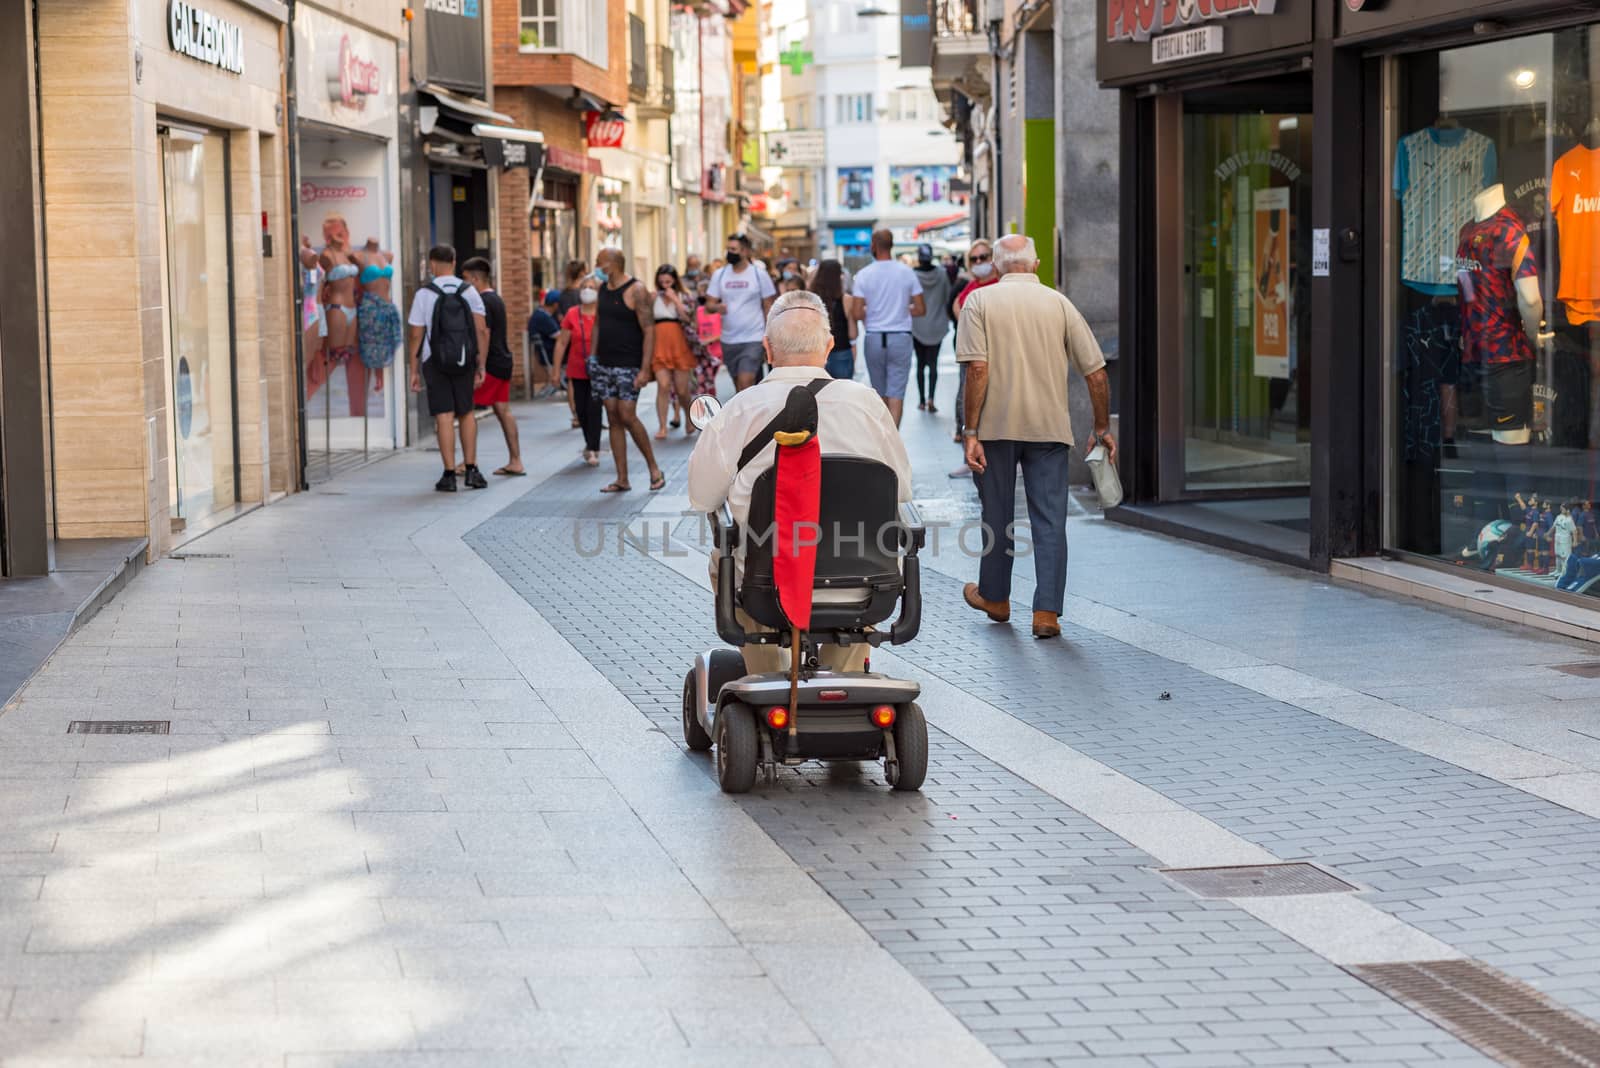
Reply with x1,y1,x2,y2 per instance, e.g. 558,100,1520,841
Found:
704,232,777,392
553,276,603,465
950,239,997,475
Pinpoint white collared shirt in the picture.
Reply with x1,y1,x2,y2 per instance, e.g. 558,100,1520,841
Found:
688,365,914,550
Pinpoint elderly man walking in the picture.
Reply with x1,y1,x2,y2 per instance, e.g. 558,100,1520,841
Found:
957,234,1114,639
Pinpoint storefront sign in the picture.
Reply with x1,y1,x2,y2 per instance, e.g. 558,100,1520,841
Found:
546,145,602,176
832,227,872,246
899,0,931,69
168,0,244,75
765,130,825,167
294,8,396,137
421,0,484,96
1107,0,1275,44
1252,187,1291,379
584,112,626,149
1152,25,1224,64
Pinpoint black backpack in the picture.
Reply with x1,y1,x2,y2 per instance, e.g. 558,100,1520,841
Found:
427,280,479,376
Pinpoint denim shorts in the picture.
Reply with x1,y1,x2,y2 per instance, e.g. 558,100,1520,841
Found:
863,331,913,400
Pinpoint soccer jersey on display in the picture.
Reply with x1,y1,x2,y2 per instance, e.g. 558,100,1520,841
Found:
1550,143,1600,324
1455,206,1537,367
1395,126,1497,296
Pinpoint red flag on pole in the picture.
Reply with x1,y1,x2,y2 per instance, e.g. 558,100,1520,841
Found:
770,433,822,631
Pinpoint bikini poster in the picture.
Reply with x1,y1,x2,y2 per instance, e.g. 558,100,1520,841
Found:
1252,186,1291,380
298,174,387,439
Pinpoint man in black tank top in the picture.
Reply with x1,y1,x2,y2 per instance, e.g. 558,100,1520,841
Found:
588,248,664,492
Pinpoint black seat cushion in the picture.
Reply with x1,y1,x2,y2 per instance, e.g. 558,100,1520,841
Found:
739,456,902,631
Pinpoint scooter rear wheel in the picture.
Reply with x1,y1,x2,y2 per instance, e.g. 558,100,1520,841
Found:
682,668,712,752
715,702,759,794
888,702,928,792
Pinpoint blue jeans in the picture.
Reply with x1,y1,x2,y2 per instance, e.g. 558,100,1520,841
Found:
826,349,855,380
973,440,1071,614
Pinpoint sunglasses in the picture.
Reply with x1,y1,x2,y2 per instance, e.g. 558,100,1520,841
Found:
970,253,992,263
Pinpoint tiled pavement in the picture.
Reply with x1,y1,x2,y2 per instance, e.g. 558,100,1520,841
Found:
6,352,1600,1065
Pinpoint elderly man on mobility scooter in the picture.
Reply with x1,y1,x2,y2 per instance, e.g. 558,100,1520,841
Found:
685,289,930,793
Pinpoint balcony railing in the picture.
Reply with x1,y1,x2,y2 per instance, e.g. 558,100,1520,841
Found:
935,0,979,37
629,14,648,100
639,44,674,114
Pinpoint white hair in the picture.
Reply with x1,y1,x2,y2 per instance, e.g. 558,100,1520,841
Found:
764,289,832,361
993,234,1038,275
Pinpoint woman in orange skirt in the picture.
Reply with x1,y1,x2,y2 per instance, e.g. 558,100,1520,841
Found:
650,264,699,439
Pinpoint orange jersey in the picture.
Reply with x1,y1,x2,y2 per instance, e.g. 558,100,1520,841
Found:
1551,144,1600,324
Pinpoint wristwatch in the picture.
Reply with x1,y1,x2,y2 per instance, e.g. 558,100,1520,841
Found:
962,429,979,438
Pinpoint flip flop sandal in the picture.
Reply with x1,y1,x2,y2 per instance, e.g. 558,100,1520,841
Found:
649,473,666,491
601,482,631,493
494,467,526,477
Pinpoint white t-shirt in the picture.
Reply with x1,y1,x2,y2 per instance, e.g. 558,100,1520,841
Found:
407,275,486,361
853,259,920,333
708,263,777,344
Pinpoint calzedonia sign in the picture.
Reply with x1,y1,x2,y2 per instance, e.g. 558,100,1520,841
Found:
168,0,245,74
1108,0,1276,42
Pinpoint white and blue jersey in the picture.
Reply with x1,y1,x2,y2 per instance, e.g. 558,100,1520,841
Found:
1394,126,1497,296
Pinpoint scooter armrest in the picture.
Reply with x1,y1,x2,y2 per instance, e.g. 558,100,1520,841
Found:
898,501,926,553
710,505,739,552
888,555,922,645
715,548,745,647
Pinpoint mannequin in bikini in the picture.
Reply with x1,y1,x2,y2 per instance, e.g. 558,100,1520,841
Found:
299,214,365,412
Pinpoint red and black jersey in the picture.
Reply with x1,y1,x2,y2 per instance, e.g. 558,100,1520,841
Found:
1456,207,1538,366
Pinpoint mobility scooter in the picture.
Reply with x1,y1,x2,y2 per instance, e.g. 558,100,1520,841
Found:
681,389,930,794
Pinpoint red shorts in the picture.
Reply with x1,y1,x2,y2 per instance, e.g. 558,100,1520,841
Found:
473,373,511,407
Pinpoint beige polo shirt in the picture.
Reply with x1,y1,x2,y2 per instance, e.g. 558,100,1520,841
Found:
955,272,1106,444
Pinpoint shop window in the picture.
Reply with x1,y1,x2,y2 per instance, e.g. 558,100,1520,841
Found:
1391,29,1600,598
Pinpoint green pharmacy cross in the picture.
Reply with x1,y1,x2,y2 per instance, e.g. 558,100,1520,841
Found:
779,46,813,75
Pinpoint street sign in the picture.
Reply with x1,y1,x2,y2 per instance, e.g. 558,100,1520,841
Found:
764,129,825,167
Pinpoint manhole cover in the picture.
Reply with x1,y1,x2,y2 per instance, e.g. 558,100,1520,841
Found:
67,720,171,735
1348,960,1600,1067
1160,863,1355,898
1552,662,1600,678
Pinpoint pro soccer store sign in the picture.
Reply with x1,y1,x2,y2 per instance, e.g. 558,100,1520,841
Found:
294,6,397,139
1096,0,1310,84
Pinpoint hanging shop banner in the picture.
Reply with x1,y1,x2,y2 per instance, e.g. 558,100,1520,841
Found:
585,111,626,149
670,10,702,193
294,7,397,138
1252,186,1291,379
420,0,485,96
899,0,931,68
699,16,732,202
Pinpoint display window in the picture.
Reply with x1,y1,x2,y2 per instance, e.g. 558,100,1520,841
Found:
1391,29,1600,597
1182,87,1313,493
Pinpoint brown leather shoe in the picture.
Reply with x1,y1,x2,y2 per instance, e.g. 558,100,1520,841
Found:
963,582,1010,623
1032,611,1061,639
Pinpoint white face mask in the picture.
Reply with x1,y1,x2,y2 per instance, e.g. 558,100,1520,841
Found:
970,262,995,279
579,289,598,305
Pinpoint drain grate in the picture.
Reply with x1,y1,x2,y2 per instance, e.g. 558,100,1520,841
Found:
171,552,232,560
1160,862,1356,898
1552,661,1600,678
1348,960,1600,1067
67,720,171,735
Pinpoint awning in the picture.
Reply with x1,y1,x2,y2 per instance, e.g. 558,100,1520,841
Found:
914,212,968,235
419,83,513,126
742,220,773,248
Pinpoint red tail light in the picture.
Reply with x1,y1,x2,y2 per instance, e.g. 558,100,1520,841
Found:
765,706,790,730
818,689,848,701
870,705,896,728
